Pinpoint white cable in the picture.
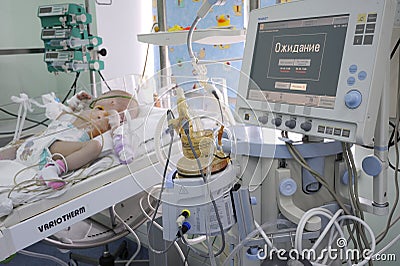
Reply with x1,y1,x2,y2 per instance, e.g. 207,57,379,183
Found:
18,249,69,266
373,233,400,257
296,208,349,266
139,196,188,266
187,16,202,61
336,215,376,266
254,220,275,249
175,241,188,266
295,208,333,251
311,209,343,251
222,220,287,266
154,113,168,168
183,235,207,245
111,205,141,265
147,185,162,213
83,221,93,239
319,220,345,265
295,208,346,253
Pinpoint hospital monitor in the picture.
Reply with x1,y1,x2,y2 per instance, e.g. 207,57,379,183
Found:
236,0,396,145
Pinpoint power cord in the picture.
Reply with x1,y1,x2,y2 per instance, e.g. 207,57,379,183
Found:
97,71,112,91
146,110,179,254
211,90,224,125
141,23,159,81
61,72,81,104
390,37,400,60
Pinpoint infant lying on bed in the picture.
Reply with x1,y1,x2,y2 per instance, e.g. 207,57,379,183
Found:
2,90,139,190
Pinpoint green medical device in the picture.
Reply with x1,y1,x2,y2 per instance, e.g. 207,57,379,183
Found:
38,4,92,28
44,51,104,72
38,3,104,73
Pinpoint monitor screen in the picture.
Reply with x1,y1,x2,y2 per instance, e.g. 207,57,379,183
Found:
248,15,349,109
42,29,56,37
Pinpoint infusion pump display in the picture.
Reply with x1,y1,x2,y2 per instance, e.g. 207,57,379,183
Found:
236,0,396,145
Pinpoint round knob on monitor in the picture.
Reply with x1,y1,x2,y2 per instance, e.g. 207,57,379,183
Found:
258,115,268,125
344,90,362,109
300,121,312,132
90,62,100,70
285,119,296,129
98,48,107,57
272,117,282,127
77,14,87,23
362,156,382,176
279,178,297,196
91,38,99,46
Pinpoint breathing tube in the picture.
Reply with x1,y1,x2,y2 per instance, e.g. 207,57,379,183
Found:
89,95,133,109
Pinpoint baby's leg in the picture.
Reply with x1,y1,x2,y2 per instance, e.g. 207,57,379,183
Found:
40,140,102,190
49,140,102,170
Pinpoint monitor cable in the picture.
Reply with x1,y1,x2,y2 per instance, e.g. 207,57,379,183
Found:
180,120,226,259
146,110,178,254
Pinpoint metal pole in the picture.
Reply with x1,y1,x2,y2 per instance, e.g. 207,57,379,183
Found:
249,0,259,11
157,0,168,75
157,0,168,74
85,0,98,97
156,0,169,107
372,54,390,213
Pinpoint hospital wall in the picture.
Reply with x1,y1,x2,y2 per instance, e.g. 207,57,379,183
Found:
95,1,153,83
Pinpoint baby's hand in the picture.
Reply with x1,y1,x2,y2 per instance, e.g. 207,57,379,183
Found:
77,91,92,101
113,134,135,164
67,91,91,111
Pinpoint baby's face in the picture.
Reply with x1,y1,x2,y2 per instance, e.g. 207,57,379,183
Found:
96,96,139,119
97,98,127,113
86,109,110,137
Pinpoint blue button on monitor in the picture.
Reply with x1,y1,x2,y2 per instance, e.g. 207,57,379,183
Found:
345,90,362,109
358,71,367,80
279,178,297,196
349,64,358,74
347,77,356,86
362,156,382,176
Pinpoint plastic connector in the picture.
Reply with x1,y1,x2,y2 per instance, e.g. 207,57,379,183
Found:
176,209,191,227
181,209,190,218
176,215,185,227
176,221,191,238
181,119,190,135
211,89,220,100
166,109,175,138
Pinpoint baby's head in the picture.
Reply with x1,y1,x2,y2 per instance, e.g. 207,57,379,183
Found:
92,90,139,120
